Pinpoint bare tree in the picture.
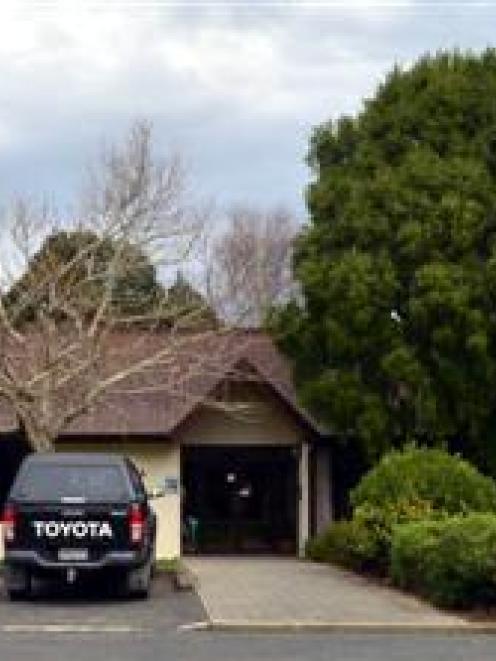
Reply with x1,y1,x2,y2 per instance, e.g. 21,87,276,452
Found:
0,121,224,451
206,206,297,326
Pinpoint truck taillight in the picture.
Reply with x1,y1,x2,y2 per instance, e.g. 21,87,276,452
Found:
128,503,145,544
2,504,16,543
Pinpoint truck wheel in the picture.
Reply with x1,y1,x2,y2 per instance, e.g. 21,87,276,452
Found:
125,561,152,599
5,566,32,601
150,542,157,578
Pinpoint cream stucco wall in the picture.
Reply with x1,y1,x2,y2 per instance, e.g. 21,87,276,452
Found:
54,440,182,560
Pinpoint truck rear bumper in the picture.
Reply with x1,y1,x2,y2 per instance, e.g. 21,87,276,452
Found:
5,549,146,571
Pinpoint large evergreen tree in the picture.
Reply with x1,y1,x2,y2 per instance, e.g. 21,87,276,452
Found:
5,230,165,324
6,231,217,330
271,50,496,471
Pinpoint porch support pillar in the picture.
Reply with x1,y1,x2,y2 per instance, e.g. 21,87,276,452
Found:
298,441,310,557
315,444,332,535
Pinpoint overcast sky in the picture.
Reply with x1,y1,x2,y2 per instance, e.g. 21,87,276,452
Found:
1,1,496,221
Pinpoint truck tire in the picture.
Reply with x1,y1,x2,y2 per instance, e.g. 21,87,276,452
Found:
125,560,152,599
150,541,157,578
5,566,32,601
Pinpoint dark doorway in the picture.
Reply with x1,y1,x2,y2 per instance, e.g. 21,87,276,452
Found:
0,430,31,509
182,446,298,555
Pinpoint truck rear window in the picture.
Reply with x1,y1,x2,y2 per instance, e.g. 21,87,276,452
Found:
12,464,130,502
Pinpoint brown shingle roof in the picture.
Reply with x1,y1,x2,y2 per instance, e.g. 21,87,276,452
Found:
0,330,323,438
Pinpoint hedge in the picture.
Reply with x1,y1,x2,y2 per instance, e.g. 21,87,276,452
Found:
390,513,496,608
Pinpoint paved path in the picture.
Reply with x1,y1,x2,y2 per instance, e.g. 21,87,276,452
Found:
185,557,468,627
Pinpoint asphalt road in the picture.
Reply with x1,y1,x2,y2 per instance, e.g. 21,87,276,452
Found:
0,575,495,660
0,631,495,661
0,571,206,630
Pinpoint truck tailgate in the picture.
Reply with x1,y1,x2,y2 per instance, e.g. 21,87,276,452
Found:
14,503,130,564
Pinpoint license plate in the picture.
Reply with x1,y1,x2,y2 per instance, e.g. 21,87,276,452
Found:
58,548,89,562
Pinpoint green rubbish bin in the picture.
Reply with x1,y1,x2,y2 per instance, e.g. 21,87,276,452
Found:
187,515,200,552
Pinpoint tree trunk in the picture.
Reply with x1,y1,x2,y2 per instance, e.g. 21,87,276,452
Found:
19,418,54,453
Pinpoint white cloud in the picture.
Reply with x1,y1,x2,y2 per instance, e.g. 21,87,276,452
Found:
0,1,411,115
0,0,492,215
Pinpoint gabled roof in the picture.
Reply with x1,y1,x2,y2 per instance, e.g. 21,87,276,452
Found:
0,330,323,438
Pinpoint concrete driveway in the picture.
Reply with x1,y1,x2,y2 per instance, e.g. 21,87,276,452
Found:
0,572,206,633
185,557,470,629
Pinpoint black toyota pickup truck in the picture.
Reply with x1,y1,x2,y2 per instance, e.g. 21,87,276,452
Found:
2,453,157,600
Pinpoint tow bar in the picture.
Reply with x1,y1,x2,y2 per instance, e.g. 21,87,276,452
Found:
66,567,77,584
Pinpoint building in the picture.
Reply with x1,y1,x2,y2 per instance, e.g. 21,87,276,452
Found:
0,331,332,559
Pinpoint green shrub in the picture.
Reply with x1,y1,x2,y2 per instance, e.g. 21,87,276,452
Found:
390,514,496,608
307,449,496,582
346,447,496,571
351,447,496,515
351,497,440,572
306,519,380,573
309,499,439,574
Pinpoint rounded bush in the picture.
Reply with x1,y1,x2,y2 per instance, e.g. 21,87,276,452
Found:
351,447,496,514
390,514,496,608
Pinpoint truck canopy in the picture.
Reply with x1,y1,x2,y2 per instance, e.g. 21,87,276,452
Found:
9,453,132,503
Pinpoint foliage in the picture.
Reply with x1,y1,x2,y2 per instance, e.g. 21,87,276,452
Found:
5,230,165,324
352,498,438,572
167,272,218,329
270,49,496,464
351,446,496,514
390,514,496,608
6,232,217,329
306,519,380,573
307,448,496,575
155,557,180,574
307,498,439,575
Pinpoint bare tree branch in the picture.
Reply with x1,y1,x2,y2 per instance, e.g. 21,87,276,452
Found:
0,121,222,451
205,205,298,326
